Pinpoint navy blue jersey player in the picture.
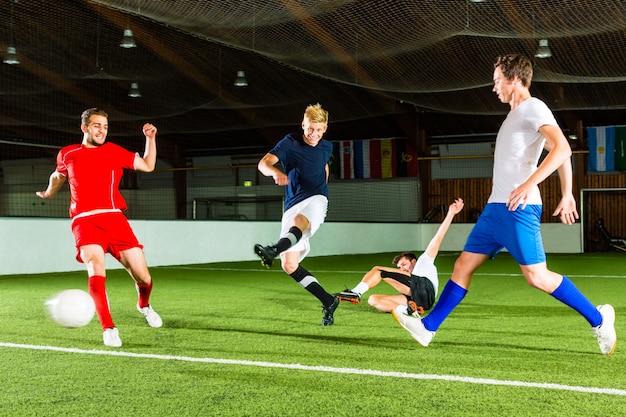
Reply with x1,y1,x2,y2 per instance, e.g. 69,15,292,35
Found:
254,103,339,326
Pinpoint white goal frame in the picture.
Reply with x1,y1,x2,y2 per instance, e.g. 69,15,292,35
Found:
579,187,626,253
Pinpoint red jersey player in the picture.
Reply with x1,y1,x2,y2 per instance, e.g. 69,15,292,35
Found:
37,108,162,347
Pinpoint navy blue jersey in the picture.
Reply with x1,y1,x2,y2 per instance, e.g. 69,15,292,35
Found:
269,133,332,211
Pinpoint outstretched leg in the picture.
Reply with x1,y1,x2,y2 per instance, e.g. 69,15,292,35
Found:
522,263,615,355
282,251,338,326
120,247,162,328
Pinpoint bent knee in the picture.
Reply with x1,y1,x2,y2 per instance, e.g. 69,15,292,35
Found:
292,214,310,231
135,275,152,286
281,261,298,275
521,268,560,292
367,294,381,307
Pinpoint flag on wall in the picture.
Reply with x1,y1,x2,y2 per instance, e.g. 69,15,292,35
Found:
352,139,383,179
334,138,418,179
329,141,341,177
615,126,626,171
587,126,615,172
340,140,354,179
353,140,367,178
368,139,382,178
379,138,395,178
396,138,418,177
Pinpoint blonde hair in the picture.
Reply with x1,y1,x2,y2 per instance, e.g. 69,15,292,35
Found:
303,103,329,125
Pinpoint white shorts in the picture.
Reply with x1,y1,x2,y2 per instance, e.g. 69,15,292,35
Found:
280,195,328,263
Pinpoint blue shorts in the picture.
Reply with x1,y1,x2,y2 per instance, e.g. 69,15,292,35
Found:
463,203,546,266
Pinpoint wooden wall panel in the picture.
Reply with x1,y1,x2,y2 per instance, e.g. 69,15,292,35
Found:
581,174,626,251
426,172,626,252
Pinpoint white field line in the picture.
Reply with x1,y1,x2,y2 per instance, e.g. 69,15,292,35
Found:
1,341,625,397
168,266,626,279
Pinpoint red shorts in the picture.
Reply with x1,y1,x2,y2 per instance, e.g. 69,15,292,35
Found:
71,212,143,263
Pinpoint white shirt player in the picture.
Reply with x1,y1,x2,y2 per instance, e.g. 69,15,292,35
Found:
488,97,557,205
411,253,439,297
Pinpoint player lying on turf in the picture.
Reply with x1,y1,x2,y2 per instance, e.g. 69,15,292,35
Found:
335,198,464,317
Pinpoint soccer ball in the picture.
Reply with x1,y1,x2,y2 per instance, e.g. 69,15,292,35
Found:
45,289,96,328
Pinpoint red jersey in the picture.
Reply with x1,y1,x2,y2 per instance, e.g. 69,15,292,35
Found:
56,142,137,218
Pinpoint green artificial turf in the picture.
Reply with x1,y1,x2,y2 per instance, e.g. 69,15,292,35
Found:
0,252,625,416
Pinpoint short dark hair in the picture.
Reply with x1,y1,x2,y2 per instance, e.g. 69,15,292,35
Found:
494,54,533,88
392,251,417,266
81,108,108,126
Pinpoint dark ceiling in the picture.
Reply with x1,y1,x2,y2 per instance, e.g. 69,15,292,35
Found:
1,0,625,162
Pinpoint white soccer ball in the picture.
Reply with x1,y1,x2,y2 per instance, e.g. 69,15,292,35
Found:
45,289,96,328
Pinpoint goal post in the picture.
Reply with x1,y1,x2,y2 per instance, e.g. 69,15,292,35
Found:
579,188,626,252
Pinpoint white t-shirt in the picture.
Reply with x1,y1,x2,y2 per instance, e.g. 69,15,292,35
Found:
412,253,438,296
488,97,557,205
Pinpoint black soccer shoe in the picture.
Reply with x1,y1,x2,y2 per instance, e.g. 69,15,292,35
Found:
254,244,278,268
321,297,340,326
333,289,361,304
406,300,425,316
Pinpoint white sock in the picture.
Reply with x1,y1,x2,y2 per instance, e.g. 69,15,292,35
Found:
394,304,407,316
352,282,369,295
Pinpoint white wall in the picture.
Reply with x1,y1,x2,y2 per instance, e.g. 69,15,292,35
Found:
2,157,422,222
0,218,582,276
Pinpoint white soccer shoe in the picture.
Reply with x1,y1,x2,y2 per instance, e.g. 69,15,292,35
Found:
593,304,616,355
392,307,435,347
103,327,122,347
137,305,163,328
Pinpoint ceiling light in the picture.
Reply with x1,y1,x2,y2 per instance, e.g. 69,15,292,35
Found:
5,0,19,65
128,82,142,98
535,39,552,59
233,70,248,87
120,29,137,48
3,46,19,65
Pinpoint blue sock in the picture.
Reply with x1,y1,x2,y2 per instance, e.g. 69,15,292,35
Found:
550,276,602,327
423,280,467,332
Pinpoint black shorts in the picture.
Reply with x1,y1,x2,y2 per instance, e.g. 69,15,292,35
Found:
380,270,436,311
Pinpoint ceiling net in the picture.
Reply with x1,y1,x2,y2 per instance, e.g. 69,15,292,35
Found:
1,0,625,155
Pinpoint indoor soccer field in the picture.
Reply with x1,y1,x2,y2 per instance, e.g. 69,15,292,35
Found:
1,251,624,416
